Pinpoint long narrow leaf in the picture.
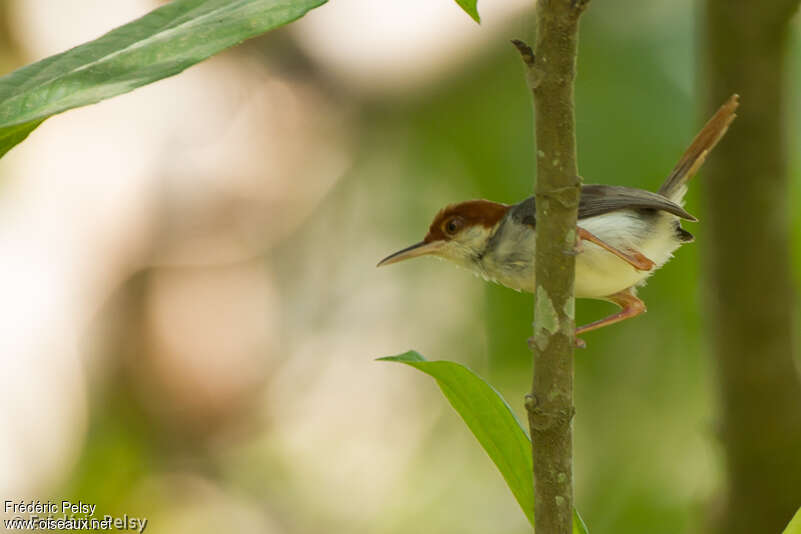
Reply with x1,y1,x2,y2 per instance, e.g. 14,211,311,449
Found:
379,351,588,533
0,0,326,158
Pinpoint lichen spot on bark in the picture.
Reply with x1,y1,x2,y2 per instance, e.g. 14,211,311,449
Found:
534,285,560,350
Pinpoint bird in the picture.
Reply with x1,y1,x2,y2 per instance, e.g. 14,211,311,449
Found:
378,94,739,339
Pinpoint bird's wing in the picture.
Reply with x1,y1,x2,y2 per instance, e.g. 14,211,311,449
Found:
508,184,697,228
578,184,697,221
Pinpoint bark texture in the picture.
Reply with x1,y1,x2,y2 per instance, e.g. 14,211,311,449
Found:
517,1,588,532
703,2,801,533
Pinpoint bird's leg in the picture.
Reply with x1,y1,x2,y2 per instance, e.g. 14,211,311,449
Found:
531,291,644,348
575,288,647,336
577,227,655,271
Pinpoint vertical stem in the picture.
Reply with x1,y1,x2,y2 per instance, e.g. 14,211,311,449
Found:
703,1,801,533
517,1,588,532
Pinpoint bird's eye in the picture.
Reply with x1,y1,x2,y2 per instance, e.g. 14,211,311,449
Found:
444,217,462,235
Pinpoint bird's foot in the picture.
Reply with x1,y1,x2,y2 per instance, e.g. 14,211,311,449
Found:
564,237,584,256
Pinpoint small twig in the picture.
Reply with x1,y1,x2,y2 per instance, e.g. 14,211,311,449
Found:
512,39,545,91
511,39,535,67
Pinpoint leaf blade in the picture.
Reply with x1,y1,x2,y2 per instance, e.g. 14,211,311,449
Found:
453,0,481,23
0,120,43,159
381,351,534,525
0,0,326,156
784,507,801,534
380,351,589,532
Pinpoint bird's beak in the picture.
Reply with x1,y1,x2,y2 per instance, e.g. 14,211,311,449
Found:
377,241,444,267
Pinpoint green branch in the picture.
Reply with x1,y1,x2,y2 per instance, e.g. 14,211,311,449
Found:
514,0,589,532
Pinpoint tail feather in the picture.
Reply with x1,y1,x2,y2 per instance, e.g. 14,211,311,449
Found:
659,94,739,203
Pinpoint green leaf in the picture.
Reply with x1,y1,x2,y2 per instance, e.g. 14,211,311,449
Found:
0,120,43,159
784,507,801,534
574,507,589,534
0,0,326,158
453,0,481,23
379,351,588,533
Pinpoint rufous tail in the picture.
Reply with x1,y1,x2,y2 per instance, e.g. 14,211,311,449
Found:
658,94,739,204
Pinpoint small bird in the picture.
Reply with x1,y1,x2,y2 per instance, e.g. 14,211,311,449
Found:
378,95,739,338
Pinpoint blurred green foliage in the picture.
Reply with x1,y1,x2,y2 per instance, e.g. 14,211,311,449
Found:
47,2,800,533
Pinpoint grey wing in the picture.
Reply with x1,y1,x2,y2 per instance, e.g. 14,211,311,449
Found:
578,184,697,221
507,184,697,228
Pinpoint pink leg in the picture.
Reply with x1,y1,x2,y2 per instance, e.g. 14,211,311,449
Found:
576,288,647,336
578,227,655,271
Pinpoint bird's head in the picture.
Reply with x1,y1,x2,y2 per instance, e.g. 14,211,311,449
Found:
377,200,509,269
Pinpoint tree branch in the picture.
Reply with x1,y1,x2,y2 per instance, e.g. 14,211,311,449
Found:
704,1,801,533
515,1,588,532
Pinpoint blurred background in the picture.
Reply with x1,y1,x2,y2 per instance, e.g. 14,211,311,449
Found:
0,1,799,533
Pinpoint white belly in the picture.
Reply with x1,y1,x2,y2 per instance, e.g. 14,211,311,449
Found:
574,211,683,298
474,209,687,299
